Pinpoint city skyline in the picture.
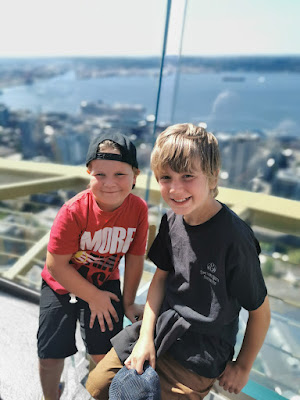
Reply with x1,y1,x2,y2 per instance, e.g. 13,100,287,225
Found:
0,0,300,57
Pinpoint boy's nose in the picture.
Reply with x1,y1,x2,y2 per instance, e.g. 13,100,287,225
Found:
169,180,183,193
104,177,117,187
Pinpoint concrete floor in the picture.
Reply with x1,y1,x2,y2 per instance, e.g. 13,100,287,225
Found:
0,287,241,400
0,290,92,400
0,259,155,400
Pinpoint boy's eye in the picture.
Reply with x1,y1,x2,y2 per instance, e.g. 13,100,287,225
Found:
159,175,170,181
183,174,194,179
94,172,125,177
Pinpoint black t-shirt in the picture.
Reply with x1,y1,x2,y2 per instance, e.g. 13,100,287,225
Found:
147,203,267,378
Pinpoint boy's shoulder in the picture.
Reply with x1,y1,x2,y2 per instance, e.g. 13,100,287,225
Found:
222,204,255,234
163,204,257,243
64,189,92,210
127,193,148,210
221,204,261,253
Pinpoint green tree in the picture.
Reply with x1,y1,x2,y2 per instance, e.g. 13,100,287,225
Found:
287,249,300,265
262,258,274,277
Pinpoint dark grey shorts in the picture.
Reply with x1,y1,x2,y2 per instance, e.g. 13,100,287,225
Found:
37,279,124,359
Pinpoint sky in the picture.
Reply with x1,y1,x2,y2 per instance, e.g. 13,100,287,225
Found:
0,0,299,57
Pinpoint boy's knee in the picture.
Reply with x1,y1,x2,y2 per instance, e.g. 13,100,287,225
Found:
86,372,110,400
85,347,123,399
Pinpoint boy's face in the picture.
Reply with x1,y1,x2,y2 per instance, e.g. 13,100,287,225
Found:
157,164,218,225
88,148,136,212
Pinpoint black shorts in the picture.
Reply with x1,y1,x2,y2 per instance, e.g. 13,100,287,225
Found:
37,279,124,359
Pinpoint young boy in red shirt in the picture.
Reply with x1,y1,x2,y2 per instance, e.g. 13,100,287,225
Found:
37,132,148,400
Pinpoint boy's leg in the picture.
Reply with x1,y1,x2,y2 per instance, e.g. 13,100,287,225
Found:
88,354,106,371
86,347,123,400
156,353,216,400
38,358,64,400
37,281,78,400
79,280,124,367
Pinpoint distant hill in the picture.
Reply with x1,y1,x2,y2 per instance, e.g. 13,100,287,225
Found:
176,55,300,73
64,55,300,73
1,55,300,73
0,55,300,88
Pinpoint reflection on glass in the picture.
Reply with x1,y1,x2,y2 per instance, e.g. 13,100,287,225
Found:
157,0,300,202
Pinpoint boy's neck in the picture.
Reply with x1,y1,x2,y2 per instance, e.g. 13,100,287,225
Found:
183,199,222,226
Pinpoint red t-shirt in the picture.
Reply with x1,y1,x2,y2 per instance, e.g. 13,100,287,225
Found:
41,189,148,294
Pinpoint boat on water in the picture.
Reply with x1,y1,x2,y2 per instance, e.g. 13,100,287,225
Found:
222,76,245,82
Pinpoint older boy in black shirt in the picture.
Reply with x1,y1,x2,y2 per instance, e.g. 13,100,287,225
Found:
86,123,270,399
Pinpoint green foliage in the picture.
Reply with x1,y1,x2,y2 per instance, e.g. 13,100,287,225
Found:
287,248,300,265
262,258,274,277
260,241,274,252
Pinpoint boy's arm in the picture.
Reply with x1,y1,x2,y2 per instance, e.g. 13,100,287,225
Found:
218,295,271,394
122,253,144,323
46,251,120,332
124,268,168,374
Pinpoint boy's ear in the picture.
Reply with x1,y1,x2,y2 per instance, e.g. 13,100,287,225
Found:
209,171,219,189
132,175,137,190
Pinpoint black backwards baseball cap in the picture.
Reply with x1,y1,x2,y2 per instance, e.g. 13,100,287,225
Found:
86,132,138,169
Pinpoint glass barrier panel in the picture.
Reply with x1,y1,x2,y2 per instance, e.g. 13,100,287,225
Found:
157,0,300,202
156,1,300,399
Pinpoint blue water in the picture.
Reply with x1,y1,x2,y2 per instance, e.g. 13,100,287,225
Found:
1,70,300,135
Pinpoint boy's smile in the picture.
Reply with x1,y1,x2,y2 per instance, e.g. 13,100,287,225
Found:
172,196,192,203
158,165,220,225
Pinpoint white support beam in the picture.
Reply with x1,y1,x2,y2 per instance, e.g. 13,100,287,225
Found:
2,231,49,280
0,176,84,200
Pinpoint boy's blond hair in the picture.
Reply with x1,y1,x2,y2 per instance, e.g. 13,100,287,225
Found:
151,123,221,197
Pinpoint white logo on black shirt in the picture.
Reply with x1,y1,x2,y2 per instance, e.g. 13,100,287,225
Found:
207,262,217,273
200,262,219,285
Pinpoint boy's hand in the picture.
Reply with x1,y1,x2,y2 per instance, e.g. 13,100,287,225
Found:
88,290,120,332
124,303,144,323
124,337,156,375
217,361,250,394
